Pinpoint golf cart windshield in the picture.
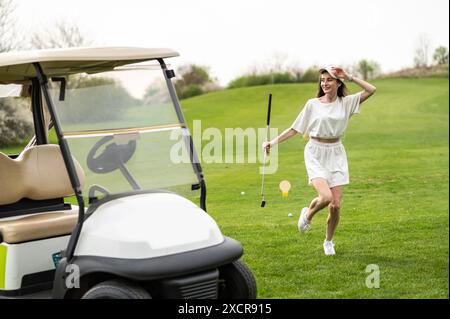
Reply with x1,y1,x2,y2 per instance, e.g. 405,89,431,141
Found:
47,63,199,202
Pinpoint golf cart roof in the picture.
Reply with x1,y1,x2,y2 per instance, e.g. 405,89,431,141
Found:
0,47,179,84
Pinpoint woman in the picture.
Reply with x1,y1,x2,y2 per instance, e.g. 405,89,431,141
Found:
263,66,376,255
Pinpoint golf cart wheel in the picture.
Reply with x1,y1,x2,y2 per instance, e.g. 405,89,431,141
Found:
218,259,257,299
82,279,151,299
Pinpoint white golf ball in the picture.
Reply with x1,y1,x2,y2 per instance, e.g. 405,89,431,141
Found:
288,213,293,218
241,191,245,195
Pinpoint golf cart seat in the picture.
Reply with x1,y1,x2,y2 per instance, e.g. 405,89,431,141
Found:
0,144,85,243
0,209,79,244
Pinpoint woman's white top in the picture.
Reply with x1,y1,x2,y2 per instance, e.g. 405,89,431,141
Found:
291,92,363,139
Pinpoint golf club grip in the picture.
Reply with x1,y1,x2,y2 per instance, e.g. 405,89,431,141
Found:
266,93,272,126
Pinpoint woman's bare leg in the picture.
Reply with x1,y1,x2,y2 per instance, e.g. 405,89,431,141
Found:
306,178,333,222
326,186,343,241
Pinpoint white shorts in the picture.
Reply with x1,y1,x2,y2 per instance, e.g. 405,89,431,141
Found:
304,139,349,188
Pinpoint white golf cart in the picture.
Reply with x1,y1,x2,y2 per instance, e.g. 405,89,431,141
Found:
0,47,256,299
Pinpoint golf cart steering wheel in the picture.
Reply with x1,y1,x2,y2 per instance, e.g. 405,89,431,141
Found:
87,135,137,174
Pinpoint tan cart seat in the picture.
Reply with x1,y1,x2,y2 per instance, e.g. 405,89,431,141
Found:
0,145,85,206
0,144,85,243
0,209,78,244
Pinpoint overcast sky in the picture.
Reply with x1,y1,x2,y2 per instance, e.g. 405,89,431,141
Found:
14,0,450,85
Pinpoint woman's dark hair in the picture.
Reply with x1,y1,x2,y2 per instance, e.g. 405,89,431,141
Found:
316,71,348,98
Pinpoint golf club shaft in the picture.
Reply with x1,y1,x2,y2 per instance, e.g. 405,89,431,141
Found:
261,136,267,195
261,94,272,205
266,94,272,127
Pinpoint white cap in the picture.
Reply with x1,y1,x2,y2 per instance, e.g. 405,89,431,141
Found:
319,66,339,80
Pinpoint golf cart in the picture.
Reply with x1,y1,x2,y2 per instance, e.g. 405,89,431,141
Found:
0,47,256,299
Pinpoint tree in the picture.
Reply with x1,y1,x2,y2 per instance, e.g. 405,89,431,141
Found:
30,21,91,49
355,59,380,80
173,64,219,99
413,34,431,67
0,0,34,146
301,66,320,83
178,64,210,85
0,0,17,52
0,97,34,146
433,46,449,65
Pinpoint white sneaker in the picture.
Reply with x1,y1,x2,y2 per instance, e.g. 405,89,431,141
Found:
323,240,336,255
297,207,311,233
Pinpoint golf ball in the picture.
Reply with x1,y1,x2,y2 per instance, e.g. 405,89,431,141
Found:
288,213,293,218
241,191,245,195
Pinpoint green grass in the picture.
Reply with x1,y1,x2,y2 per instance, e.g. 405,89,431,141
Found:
179,78,449,298
1,78,448,298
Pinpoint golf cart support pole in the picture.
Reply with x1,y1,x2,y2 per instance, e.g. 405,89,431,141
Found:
31,78,48,145
33,63,85,261
158,58,207,211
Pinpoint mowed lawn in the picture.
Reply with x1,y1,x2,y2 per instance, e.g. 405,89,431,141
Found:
180,78,449,298
1,78,447,298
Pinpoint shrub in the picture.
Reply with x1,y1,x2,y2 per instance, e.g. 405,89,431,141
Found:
355,59,381,80
0,97,34,146
173,64,220,99
228,72,296,89
181,84,204,99
300,67,320,83
433,46,449,65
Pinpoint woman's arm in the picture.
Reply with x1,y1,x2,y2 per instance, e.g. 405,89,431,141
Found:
263,128,297,153
349,76,376,103
332,66,376,103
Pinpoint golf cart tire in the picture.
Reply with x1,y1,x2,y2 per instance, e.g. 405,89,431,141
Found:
82,279,151,299
219,259,257,299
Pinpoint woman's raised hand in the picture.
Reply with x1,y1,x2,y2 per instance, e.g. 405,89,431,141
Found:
262,141,271,154
330,66,349,80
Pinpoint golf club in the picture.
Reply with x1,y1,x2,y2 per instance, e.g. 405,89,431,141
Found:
261,93,272,207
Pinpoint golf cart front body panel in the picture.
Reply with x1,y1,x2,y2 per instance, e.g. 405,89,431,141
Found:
75,193,223,259
154,269,219,298
53,236,242,299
